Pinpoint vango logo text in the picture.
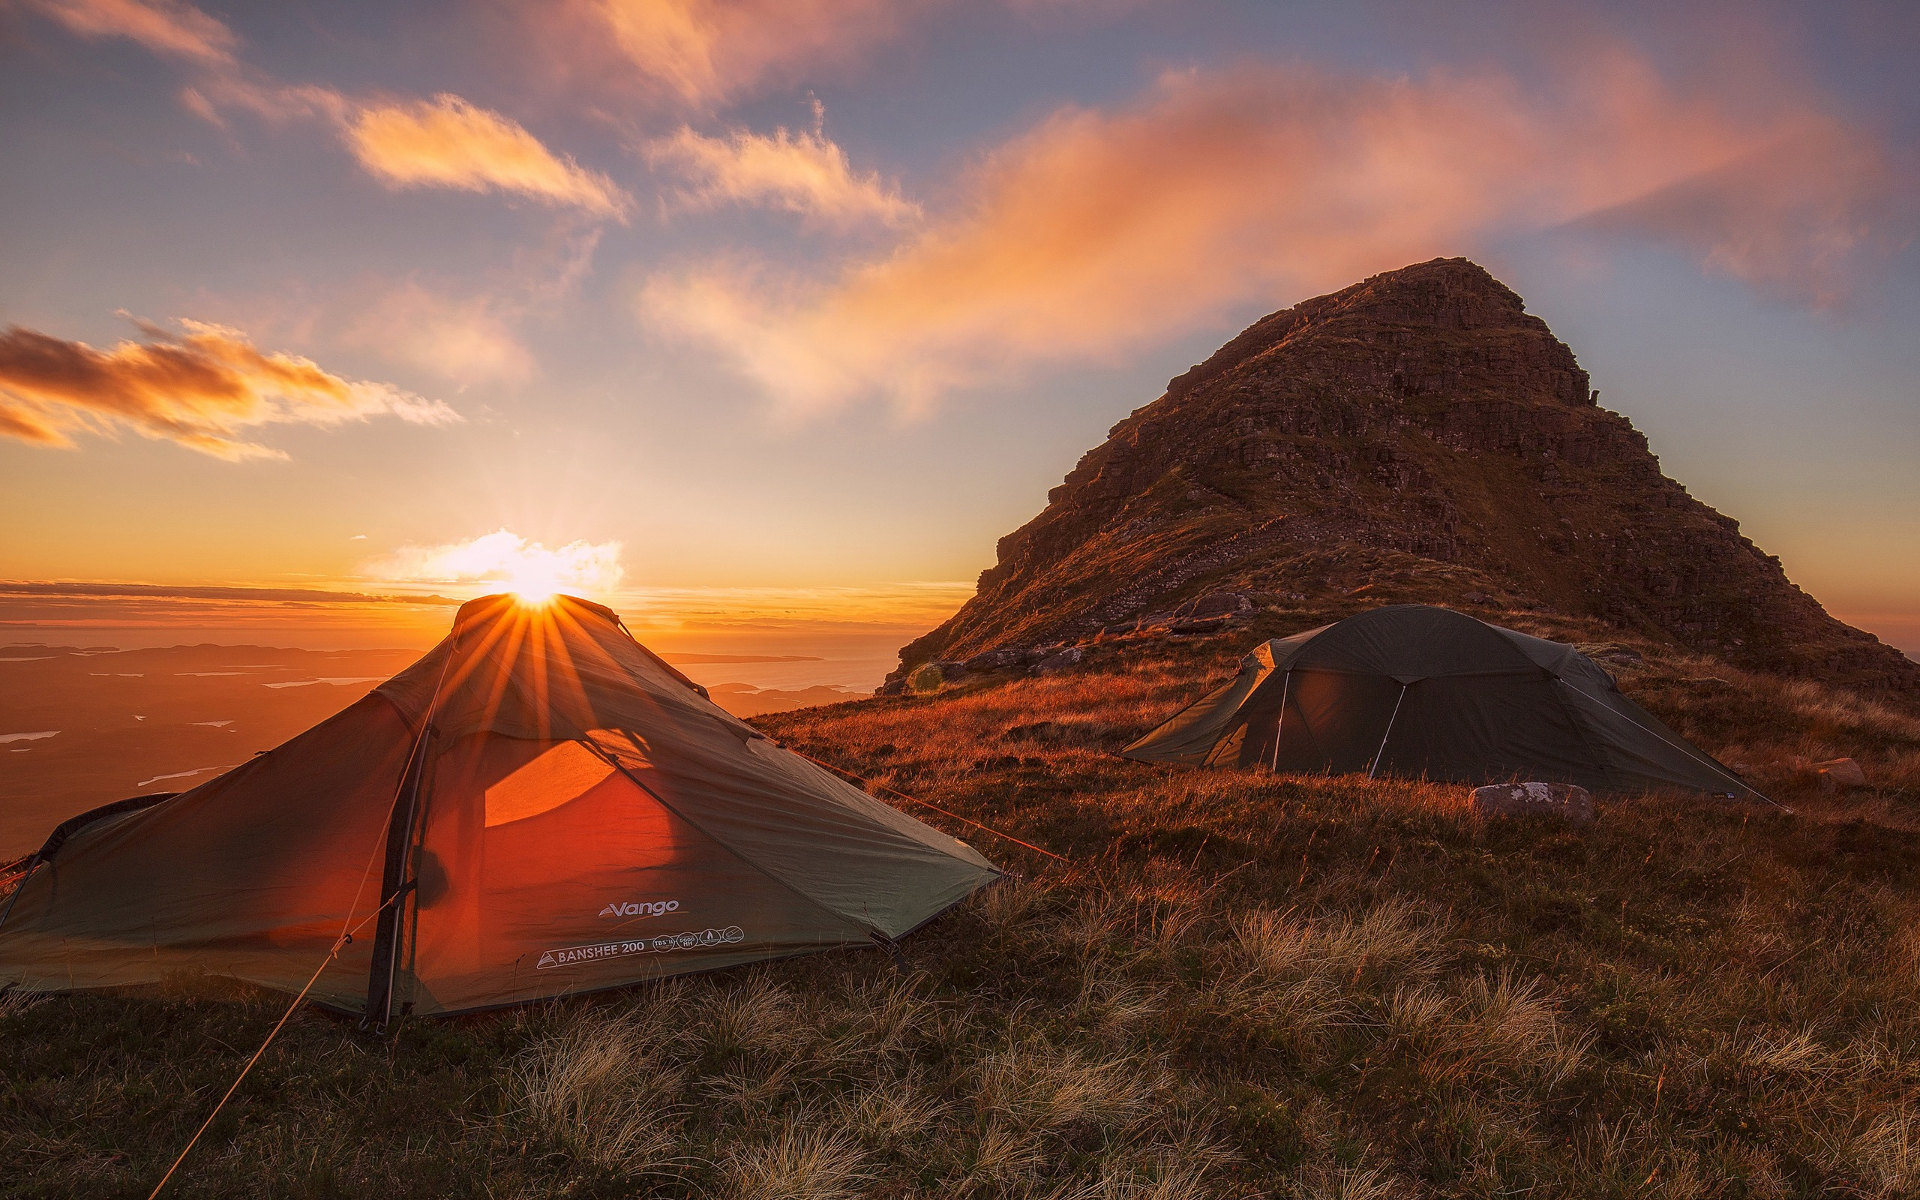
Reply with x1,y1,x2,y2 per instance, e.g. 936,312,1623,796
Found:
599,899,681,919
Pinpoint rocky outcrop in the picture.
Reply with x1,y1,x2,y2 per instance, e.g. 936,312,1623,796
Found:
892,258,1919,695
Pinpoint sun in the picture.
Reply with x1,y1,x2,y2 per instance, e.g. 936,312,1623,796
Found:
505,562,563,605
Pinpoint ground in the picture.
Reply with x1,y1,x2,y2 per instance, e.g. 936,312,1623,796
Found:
4,621,1920,1198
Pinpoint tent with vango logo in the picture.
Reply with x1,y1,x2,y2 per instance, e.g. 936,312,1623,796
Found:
0,594,998,1022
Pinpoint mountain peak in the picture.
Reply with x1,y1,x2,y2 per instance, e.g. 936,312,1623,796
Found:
894,260,1918,695
1166,257,1582,409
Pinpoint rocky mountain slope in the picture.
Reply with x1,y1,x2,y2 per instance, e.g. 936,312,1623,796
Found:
894,258,1918,695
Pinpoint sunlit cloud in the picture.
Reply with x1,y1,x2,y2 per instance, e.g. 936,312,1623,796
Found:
28,0,237,63
180,76,629,223
0,318,460,461
588,0,901,107
363,530,626,599
345,94,631,218
648,115,919,228
643,51,1912,417
345,283,537,385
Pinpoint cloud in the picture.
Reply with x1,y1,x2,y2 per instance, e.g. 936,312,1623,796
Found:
344,94,631,218
183,78,630,223
589,0,903,107
345,283,537,385
28,0,236,63
642,52,1913,416
0,580,454,604
647,115,919,228
0,318,460,460
362,530,626,597
1568,118,1913,310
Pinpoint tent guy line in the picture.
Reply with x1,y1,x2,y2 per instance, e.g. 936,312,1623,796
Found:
147,634,460,1199
787,748,1073,865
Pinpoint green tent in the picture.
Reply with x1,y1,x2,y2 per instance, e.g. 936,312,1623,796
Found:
0,595,998,1019
1123,605,1761,800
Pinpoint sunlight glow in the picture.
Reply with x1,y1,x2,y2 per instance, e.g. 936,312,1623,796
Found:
510,576,560,605
363,529,625,600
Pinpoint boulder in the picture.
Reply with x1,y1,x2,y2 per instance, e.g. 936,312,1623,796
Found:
876,679,907,697
1173,592,1254,622
1170,616,1233,635
964,647,1028,672
936,660,969,682
1816,757,1868,792
1033,646,1086,674
906,663,947,693
1470,782,1596,826
1102,613,1176,637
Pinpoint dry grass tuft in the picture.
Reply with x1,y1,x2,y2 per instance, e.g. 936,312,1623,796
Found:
511,1002,689,1175
721,1122,869,1200
0,986,48,1022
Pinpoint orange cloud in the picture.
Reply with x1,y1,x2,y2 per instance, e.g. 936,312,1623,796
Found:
345,94,631,218
648,118,919,227
185,80,629,222
29,0,236,63
643,53,1910,415
590,0,902,106
0,319,460,460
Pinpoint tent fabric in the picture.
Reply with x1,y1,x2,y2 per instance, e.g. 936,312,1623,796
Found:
1123,605,1762,801
0,594,998,1015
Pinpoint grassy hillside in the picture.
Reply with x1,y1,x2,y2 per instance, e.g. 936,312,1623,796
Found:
4,625,1920,1198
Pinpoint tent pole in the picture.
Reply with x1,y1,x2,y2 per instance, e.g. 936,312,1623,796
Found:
362,724,433,1031
1271,671,1292,774
1368,684,1409,780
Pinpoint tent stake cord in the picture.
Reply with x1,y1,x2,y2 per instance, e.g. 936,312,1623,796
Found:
1368,683,1409,780
792,750,1071,864
148,633,462,1199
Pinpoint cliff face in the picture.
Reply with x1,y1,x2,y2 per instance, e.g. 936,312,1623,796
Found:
898,258,1918,693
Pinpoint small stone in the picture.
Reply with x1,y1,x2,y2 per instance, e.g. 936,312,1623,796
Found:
1815,758,1867,791
1575,643,1646,667
1460,591,1493,604
1470,782,1596,826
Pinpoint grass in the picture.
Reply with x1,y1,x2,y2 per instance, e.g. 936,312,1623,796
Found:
5,627,1920,1196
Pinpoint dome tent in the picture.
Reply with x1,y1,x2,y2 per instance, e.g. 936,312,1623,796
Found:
1123,605,1763,801
0,595,998,1020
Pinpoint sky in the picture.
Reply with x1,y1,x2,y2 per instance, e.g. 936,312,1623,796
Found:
2,0,1917,676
